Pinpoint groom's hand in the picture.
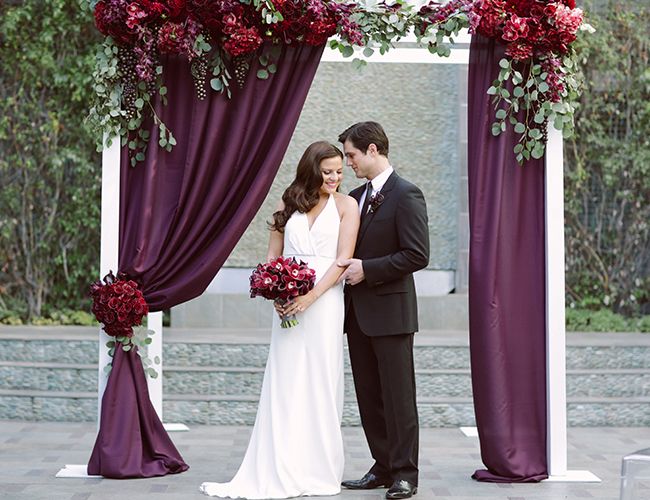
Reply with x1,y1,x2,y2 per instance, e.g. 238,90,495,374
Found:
338,258,365,286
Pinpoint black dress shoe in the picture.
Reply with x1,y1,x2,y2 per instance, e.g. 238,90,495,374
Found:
385,479,417,499
341,472,393,489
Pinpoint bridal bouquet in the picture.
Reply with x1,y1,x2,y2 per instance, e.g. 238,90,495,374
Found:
249,256,316,328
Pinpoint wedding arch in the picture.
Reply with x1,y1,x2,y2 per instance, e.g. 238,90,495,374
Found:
59,0,598,484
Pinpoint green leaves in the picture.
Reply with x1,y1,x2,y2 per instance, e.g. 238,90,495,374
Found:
105,326,161,379
414,8,469,60
340,44,355,58
0,0,106,319
485,49,584,165
193,33,212,56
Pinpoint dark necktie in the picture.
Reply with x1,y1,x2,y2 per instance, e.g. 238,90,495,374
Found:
361,182,373,219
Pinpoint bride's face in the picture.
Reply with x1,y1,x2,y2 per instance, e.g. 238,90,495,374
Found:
319,156,343,196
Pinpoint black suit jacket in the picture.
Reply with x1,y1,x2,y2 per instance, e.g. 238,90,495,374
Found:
345,171,430,336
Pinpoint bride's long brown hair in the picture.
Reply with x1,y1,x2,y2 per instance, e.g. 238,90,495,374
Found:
269,141,343,233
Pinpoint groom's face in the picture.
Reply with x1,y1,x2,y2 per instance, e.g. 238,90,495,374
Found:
343,139,374,180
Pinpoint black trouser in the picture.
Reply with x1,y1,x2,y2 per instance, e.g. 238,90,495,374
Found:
346,303,419,486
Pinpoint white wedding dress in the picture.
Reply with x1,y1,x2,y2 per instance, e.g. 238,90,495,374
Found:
201,194,345,499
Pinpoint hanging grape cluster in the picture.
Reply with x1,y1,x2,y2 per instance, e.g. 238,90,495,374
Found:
118,47,138,120
191,55,208,100
233,55,250,88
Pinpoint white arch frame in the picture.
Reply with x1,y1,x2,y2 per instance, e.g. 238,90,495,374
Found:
59,30,598,481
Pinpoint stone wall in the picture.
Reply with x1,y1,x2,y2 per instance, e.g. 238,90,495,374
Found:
224,60,463,273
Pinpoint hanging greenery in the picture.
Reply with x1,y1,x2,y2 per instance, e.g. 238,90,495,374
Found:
85,0,591,165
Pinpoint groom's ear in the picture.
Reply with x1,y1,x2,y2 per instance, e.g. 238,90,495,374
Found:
367,143,378,156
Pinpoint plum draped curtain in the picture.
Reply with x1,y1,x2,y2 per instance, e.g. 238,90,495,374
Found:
467,34,548,482
119,44,325,310
88,43,325,478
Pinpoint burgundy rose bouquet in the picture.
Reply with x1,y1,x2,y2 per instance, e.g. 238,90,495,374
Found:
90,271,148,338
90,271,159,377
250,256,316,328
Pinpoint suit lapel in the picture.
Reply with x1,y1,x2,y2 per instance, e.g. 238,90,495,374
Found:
350,184,365,205
357,172,398,246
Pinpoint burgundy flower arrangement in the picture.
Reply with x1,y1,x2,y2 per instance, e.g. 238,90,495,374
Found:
92,0,346,76
415,0,591,164
87,0,590,166
90,271,159,376
88,0,368,165
250,256,316,328
90,271,148,338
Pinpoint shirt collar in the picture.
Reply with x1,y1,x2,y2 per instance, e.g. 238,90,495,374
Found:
370,166,394,194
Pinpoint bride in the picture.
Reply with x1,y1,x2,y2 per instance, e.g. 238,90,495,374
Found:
200,141,360,499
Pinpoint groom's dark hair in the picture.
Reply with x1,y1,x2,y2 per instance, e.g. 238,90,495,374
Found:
338,121,389,156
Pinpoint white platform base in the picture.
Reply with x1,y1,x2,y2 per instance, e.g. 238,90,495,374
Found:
56,464,101,479
164,422,190,432
460,426,479,437
544,470,601,482
459,427,600,483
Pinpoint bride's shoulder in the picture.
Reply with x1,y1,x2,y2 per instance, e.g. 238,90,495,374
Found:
333,193,358,213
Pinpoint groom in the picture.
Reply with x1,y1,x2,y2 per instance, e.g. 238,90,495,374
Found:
338,122,429,499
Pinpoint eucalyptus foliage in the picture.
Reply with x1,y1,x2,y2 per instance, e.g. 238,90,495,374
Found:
0,0,101,319
488,55,584,163
105,327,160,378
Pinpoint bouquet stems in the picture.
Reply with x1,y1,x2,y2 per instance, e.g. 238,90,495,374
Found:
275,298,299,328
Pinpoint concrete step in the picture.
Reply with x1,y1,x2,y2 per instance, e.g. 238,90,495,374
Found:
0,362,472,398
4,361,650,400
2,327,650,370
0,388,475,427
0,327,472,369
4,388,650,427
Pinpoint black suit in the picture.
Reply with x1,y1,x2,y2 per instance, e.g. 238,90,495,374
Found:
345,171,429,486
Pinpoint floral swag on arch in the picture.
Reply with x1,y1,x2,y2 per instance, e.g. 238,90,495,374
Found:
86,0,591,169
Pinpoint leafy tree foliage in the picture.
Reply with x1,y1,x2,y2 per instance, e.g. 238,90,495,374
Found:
0,0,101,319
565,1,649,315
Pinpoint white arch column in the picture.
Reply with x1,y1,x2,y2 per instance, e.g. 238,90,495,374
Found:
544,127,598,482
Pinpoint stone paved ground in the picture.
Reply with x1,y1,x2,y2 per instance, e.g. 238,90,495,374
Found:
1,421,649,499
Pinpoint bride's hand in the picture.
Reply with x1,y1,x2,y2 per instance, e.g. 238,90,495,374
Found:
283,293,317,316
273,300,285,318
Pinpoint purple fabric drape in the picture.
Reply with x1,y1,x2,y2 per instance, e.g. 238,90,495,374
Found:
119,43,325,311
89,43,325,478
467,34,548,482
88,346,189,478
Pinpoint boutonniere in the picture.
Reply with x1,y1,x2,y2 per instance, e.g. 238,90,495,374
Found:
369,192,385,213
